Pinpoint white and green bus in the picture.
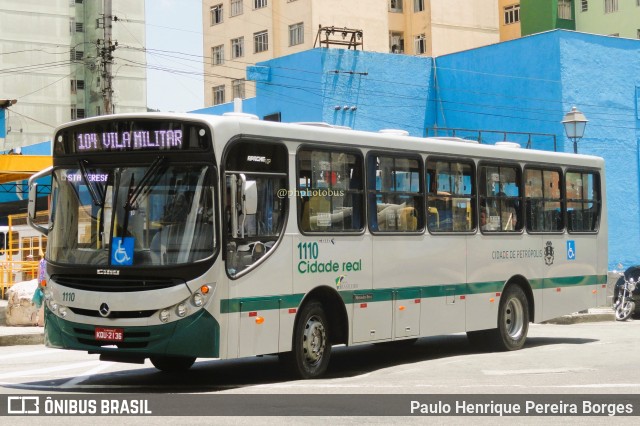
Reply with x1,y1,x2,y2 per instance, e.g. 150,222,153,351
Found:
28,113,607,379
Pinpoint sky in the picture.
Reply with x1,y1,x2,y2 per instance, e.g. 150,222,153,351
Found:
145,0,204,112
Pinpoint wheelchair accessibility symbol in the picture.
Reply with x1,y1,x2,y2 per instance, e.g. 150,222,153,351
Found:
111,237,134,266
567,240,576,261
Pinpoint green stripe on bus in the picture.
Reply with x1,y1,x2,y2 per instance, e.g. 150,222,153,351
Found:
220,274,605,314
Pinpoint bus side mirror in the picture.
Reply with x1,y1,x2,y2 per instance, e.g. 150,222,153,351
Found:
28,166,53,236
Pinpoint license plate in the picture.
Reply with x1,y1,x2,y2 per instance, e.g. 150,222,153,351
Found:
95,327,124,342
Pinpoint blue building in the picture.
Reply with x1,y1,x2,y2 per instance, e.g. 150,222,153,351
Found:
195,30,640,269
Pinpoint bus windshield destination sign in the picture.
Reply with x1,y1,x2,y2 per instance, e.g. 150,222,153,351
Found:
76,129,183,152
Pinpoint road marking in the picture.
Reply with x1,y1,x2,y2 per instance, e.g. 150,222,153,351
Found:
0,360,100,380
482,367,594,376
60,362,114,388
0,348,63,361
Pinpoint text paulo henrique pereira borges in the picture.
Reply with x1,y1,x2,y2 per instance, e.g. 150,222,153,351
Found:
409,400,633,416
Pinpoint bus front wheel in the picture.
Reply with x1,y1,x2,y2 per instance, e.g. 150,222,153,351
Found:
282,300,332,379
150,356,196,372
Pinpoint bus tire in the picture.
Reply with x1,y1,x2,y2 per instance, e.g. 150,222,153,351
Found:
493,285,529,351
285,300,331,379
150,356,196,372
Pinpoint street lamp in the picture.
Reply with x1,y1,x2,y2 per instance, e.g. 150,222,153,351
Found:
562,106,588,154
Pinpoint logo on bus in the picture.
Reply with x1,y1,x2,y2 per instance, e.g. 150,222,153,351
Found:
97,269,120,276
246,155,271,165
544,241,554,266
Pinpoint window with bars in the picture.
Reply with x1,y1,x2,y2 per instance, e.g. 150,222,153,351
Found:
213,85,225,105
231,37,244,58
71,107,86,120
210,4,223,25
232,79,245,99
504,5,520,24
558,0,572,19
212,45,224,66
231,0,243,16
76,22,84,32
70,49,83,61
254,0,267,9
289,22,304,46
254,30,268,53
71,79,85,92
414,34,426,55
605,0,618,13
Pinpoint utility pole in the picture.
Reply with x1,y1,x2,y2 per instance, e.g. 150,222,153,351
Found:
99,0,115,115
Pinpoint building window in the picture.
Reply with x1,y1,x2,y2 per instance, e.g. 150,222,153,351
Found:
414,34,426,55
504,5,520,24
70,49,83,61
231,0,243,16
71,79,85,92
76,22,84,32
254,30,268,53
231,37,244,58
581,0,588,11
637,29,640,39
289,22,304,46
75,0,83,4
211,45,224,65
254,0,267,9
71,107,86,120
213,85,225,105
69,18,75,34
95,105,101,116
389,31,404,53
389,0,403,12
605,0,618,13
210,4,223,25
232,79,245,99
558,0,572,19
414,0,424,12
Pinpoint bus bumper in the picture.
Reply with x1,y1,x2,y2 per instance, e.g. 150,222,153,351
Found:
44,307,220,358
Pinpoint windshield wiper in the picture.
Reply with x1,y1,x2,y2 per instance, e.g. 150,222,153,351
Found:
125,156,166,211
78,160,104,207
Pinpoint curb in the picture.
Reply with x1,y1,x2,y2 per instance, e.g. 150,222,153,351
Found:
543,312,615,325
0,332,44,346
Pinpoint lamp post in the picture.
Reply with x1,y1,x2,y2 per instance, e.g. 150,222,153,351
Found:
562,106,588,154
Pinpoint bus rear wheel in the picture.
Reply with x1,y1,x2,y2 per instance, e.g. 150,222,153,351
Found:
282,300,332,379
150,356,196,372
467,285,529,351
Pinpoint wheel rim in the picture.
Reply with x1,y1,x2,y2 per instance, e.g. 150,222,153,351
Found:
616,301,633,320
503,297,524,340
302,315,326,367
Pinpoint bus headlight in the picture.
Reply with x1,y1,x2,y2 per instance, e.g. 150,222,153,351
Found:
58,306,68,318
159,309,170,323
192,293,203,307
176,303,187,317
50,302,58,312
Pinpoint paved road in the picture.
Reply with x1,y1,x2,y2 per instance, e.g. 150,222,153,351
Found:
1,320,639,424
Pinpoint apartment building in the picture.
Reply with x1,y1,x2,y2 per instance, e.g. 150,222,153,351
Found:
576,0,640,39
500,1,640,42
202,0,499,107
0,0,147,149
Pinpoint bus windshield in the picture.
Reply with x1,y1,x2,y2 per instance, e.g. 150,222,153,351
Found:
48,163,215,267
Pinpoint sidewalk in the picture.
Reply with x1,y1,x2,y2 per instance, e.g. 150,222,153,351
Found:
0,299,615,347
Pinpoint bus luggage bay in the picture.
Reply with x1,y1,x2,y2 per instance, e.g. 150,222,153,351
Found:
27,113,607,378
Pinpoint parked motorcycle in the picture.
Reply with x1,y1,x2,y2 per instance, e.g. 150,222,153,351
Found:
613,264,640,321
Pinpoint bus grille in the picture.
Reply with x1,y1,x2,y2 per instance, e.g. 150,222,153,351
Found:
50,275,183,292
69,307,156,319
